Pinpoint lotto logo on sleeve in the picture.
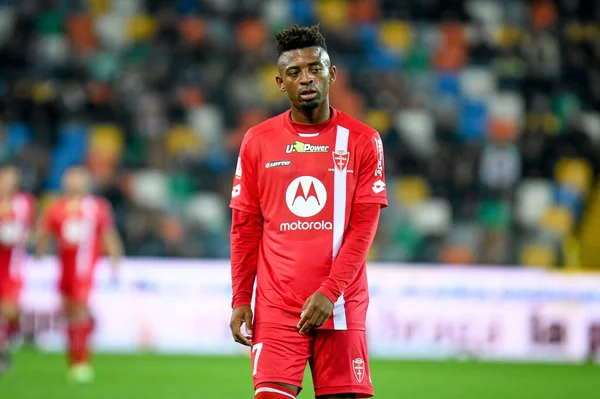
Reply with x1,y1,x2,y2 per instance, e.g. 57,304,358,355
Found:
280,176,332,232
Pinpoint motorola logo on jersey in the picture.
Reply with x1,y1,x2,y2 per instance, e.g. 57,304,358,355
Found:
285,176,327,218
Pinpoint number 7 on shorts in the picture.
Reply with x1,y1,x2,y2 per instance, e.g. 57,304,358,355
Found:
252,342,263,376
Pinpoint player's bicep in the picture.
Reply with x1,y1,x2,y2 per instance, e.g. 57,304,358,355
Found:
354,131,388,207
230,138,261,215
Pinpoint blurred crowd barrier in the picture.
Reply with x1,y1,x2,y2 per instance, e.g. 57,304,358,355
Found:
1,0,600,267
21,258,600,363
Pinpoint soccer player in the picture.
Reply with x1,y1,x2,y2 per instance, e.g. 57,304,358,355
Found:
36,166,123,383
0,166,34,373
229,25,387,399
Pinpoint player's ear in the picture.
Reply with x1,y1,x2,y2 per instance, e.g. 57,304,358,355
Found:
275,75,286,92
328,65,337,84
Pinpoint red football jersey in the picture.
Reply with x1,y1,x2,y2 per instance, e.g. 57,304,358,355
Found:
0,193,35,279
230,108,388,330
41,196,114,275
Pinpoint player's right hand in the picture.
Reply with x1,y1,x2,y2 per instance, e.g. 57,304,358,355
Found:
230,305,253,346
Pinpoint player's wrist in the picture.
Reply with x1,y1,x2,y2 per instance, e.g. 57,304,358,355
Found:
231,294,252,309
317,285,338,305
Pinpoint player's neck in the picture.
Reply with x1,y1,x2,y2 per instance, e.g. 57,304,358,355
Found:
290,102,331,125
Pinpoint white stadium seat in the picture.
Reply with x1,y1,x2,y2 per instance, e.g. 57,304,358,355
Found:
515,179,554,228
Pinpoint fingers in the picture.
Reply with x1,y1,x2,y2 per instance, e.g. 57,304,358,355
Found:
234,331,252,346
297,307,315,334
230,320,252,346
298,307,332,334
243,310,253,336
230,310,253,346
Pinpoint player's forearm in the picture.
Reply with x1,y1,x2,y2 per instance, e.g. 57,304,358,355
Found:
317,203,380,304
104,229,124,268
230,208,263,308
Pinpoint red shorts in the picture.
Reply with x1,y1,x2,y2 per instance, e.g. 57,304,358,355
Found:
251,323,373,398
0,276,21,303
59,274,93,305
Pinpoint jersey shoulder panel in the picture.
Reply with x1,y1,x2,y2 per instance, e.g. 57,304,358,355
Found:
243,113,284,146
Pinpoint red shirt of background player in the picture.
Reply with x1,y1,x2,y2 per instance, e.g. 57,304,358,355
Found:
0,193,35,301
40,196,114,303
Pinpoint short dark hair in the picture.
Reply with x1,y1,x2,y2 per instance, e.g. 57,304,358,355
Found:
274,25,327,57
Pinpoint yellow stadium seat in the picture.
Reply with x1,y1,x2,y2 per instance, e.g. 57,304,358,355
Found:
380,21,412,52
259,66,281,104
540,206,574,237
395,176,430,207
166,125,200,156
316,0,349,30
520,244,556,268
89,0,110,16
127,15,157,42
555,158,593,196
497,25,523,47
89,124,124,156
32,81,55,103
366,109,391,134
565,23,585,41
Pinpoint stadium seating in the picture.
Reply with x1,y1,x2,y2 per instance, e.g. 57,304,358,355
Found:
0,0,598,265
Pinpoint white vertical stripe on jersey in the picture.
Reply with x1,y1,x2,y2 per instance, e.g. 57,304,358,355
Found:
332,125,349,330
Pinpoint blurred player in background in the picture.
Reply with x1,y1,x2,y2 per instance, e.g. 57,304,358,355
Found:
229,25,387,399
36,166,123,383
0,166,34,374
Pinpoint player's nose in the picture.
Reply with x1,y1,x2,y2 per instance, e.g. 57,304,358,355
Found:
300,70,314,85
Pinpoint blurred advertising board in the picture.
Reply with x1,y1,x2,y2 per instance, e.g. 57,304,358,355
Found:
20,258,600,363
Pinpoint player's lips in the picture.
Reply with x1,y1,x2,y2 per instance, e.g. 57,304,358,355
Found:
300,90,318,100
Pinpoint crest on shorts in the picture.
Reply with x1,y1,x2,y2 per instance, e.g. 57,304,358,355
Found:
332,150,350,172
352,358,365,383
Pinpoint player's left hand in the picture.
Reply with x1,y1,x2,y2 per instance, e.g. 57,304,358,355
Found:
297,291,334,334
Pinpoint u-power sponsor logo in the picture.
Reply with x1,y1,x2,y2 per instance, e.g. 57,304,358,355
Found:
286,141,330,154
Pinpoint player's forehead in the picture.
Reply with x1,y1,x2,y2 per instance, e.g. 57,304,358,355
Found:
278,46,330,71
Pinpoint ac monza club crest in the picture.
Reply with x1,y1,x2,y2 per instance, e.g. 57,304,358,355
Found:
352,358,365,383
332,150,350,172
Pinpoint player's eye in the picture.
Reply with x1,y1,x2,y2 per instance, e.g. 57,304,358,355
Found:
311,67,322,73
288,70,299,77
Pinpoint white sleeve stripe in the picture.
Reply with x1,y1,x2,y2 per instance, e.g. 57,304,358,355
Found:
255,387,296,399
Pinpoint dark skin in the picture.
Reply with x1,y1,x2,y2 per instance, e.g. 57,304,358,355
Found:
230,46,354,398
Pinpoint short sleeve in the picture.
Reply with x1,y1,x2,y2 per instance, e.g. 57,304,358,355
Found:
229,133,261,215
354,130,388,208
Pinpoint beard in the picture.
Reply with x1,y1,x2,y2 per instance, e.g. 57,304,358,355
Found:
298,95,323,110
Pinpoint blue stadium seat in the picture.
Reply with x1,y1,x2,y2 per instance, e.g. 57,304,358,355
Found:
6,122,31,154
458,99,487,142
437,72,461,98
